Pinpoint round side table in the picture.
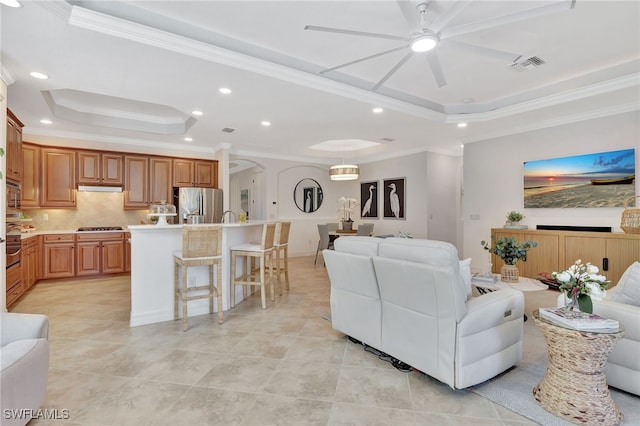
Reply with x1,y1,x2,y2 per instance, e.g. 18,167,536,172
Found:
532,310,625,426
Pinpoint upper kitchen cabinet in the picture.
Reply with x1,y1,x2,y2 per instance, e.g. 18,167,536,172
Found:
41,148,76,208
173,159,217,188
149,157,173,204
77,151,123,186
6,109,24,184
21,143,40,208
124,155,149,209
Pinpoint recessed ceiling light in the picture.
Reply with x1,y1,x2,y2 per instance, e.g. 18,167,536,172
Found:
0,0,21,8
457,122,468,128
372,107,383,114
40,119,52,124
192,110,203,116
30,71,48,80
184,137,193,142
261,121,271,127
219,87,232,94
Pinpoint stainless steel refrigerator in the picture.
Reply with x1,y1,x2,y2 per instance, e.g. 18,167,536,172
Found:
174,187,223,224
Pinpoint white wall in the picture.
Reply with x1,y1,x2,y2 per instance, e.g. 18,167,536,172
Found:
463,111,640,271
233,150,461,257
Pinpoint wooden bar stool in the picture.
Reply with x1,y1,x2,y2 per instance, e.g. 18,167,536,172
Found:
174,224,223,331
230,222,276,309
272,221,291,295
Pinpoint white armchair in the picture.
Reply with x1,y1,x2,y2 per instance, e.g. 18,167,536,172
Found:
1,313,50,426
556,261,640,396
324,237,524,389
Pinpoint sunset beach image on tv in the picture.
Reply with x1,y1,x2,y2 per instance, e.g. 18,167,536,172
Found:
524,149,636,208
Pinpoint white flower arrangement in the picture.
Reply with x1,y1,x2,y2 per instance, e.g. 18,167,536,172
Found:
337,197,359,222
552,259,610,313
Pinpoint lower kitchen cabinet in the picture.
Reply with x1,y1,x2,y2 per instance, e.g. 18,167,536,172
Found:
6,263,24,308
76,232,125,276
43,234,76,279
22,236,39,289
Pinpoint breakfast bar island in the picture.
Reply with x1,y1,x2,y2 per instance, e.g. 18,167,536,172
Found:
127,221,266,327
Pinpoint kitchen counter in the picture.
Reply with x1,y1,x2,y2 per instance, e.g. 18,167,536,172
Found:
15,228,129,240
128,221,268,327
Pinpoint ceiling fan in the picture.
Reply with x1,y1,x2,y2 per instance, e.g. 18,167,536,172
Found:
305,0,576,89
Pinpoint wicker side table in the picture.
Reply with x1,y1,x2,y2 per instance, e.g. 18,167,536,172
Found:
532,310,625,426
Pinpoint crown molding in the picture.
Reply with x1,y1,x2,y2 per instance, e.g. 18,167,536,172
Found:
67,5,445,122
461,102,639,144
0,63,16,86
446,74,640,123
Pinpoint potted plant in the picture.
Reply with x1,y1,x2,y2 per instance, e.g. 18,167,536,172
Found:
504,211,527,229
481,236,537,282
337,196,358,231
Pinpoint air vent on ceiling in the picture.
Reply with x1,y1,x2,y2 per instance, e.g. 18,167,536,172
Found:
380,137,394,142
510,56,546,72
221,127,235,133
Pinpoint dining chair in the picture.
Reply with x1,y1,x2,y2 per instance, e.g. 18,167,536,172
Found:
315,224,333,266
173,224,223,331
357,223,375,236
326,222,339,233
230,222,276,309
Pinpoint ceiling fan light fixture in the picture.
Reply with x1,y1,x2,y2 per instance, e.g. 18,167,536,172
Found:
330,164,360,181
410,31,438,53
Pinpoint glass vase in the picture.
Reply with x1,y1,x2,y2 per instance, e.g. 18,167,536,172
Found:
564,292,581,317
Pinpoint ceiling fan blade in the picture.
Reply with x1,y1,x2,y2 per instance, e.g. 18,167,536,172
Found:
319,46,409,74
425,51,447,88
428,0,472,34
446,40,522,63
372,51,414,91
304,25,408,42
396,0,421,30
440,0,576,40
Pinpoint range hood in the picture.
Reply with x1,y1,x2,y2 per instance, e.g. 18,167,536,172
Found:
77,185,123,193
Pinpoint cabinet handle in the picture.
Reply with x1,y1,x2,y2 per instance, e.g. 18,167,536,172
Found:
602,257,609,271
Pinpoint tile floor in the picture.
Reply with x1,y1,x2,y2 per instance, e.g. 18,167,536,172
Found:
10,256,547,426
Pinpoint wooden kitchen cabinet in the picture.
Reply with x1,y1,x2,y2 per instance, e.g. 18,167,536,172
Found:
490,228,640,286
76,232,125,276
21,143,40,208
6,109,24,184
149,157,173,204
124,155,149,209
77,151,123,186
6,264,24,308
22,236,39,290
173,159,217,188
41,148,76,207
43,234,75,279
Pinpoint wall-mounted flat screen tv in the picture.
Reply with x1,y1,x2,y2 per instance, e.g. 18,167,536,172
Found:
524,148,636,208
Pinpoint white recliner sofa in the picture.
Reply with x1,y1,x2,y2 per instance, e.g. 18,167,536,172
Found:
1,313,50,426
557,261,640,396
324,236,525,390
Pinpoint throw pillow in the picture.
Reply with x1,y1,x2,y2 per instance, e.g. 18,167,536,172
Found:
607,262,640,307
459,258,472,299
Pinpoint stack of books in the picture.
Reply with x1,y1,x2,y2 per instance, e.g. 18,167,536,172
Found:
539,307,619,331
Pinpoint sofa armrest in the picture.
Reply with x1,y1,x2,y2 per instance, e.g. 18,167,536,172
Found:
593,300,640,342
1,339,50,425
459,289,524,336
1,313,49,347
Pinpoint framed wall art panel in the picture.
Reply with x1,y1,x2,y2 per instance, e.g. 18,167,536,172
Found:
383,177,405,219
360,181,379,219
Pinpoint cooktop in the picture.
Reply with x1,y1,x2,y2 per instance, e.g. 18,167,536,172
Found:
77,226,124,232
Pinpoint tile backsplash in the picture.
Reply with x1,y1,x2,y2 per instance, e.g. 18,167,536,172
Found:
24,192,150,231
